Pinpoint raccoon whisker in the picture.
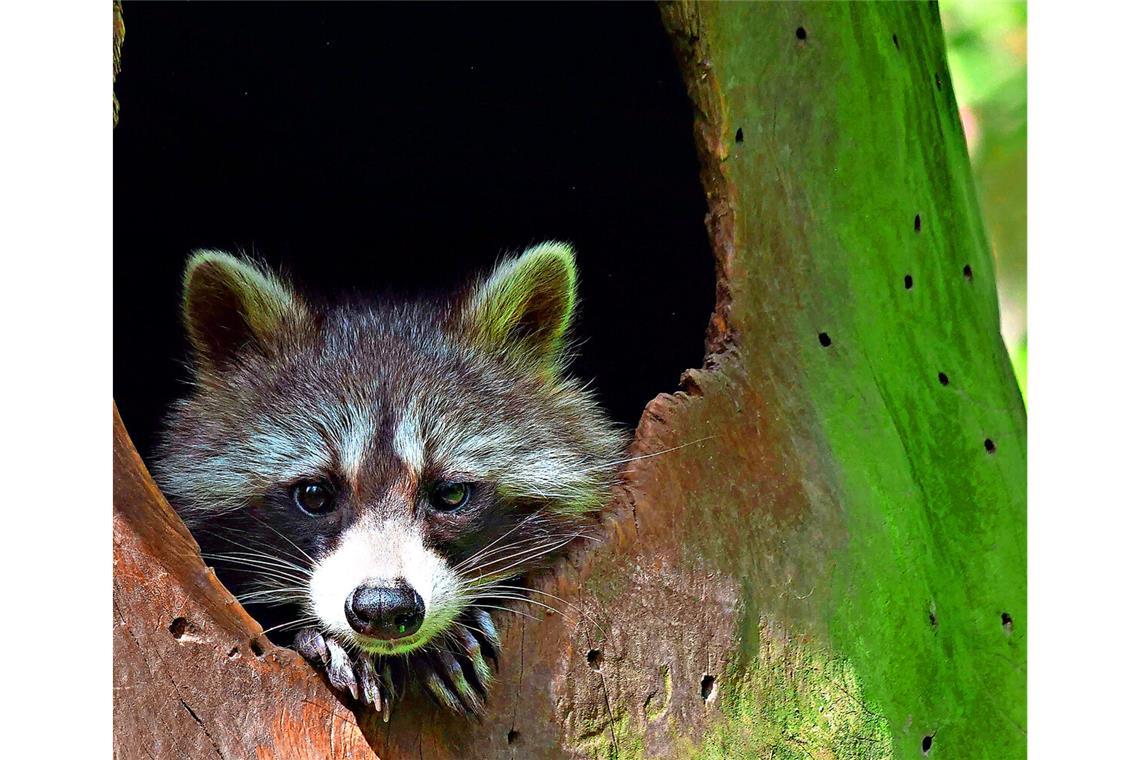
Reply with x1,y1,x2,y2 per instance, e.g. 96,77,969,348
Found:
475,584,606,635
240,578,309,594
466,603,542,622
201,554,312,585
582,435,719,473
469,583,576,612
455,533,586,575
206,564,310,588
451,511,556,571
459,529,587,566
201,550,313,576
466,592,568,620
246,513,318,565
237,592,311,608
211,535,315,570
238,588,310,601
236,584,312,603
463,535,585,580
259,615,321,636
197,530,314,575
210,569,311,595
237,583,310,601
198,528,316,577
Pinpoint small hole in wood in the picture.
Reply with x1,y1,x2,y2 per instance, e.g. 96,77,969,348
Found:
587,649,602,670
796,27,807,41
938,372,949,386
914,214,922,232
507,729,520,745
984,438,996,454
735,127,744,143
701,674,716,701
963,264,973,280
904,274,913,290
1001,612,1013,633
923,734,934,754
818,332,832,348
227,646,241,659
169,617,189,640
250,639,265,657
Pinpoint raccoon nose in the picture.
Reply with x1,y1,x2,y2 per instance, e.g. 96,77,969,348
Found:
345,581,425,639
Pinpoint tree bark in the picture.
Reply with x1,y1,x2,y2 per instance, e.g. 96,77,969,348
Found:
113,2,1026,757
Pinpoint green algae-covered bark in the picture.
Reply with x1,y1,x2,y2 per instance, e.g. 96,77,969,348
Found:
654,2,1027,757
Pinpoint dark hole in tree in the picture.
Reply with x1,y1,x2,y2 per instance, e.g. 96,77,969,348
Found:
818,332,832,347
227,646,241,659
1001,612,1013,633
735,127,744,143
914,214,922,232
923,735,934,754
904,274,913,289
701,674,716,701
169,617,189,639
892,33,900,50
587,649,602,670
938,372,949,386
507,729,520,745
984,438,996,454
963,264,974,280
250,639,265,657
796,26,807,41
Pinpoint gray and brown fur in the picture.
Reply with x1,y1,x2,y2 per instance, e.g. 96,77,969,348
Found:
154,243,625,717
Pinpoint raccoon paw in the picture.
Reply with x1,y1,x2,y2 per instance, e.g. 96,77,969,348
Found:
416,649,484,716
414,610,502,718
294,628,397,722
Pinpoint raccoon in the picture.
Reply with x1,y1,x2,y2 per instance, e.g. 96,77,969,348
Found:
154,243,626,718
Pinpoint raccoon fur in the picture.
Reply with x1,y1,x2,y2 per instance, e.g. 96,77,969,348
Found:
154,242,626,718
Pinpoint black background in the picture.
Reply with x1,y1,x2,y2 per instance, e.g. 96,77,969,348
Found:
114,1,714,458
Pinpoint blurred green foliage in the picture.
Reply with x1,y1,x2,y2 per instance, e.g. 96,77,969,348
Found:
943,0,1027,397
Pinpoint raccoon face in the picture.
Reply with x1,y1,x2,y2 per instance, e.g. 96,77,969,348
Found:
155,244,625,657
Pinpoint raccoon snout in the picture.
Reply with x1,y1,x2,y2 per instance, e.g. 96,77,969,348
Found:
345,581,425,640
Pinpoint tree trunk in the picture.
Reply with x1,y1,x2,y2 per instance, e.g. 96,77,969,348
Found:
113,2,1026,757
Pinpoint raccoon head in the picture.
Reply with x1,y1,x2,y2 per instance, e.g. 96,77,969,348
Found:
155,243,625,657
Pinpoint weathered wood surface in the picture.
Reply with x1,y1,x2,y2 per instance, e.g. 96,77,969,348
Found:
113,406,376,759
113,2,1025,757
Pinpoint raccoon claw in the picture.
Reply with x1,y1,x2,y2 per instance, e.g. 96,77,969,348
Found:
354,654,393,722
455,626,493,695
324,638,360,702
439,649,484,715
470,609,502,665
294,628,357,703
294,627,330,668
416,655,483,717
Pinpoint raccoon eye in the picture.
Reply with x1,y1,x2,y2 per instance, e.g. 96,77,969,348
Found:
292,480,335,516
429,482,471,511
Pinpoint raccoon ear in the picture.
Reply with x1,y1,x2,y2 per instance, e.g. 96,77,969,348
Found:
462,241,578,370
182,250,309,372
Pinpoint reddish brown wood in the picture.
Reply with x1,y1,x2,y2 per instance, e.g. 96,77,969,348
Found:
113,405,376,759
